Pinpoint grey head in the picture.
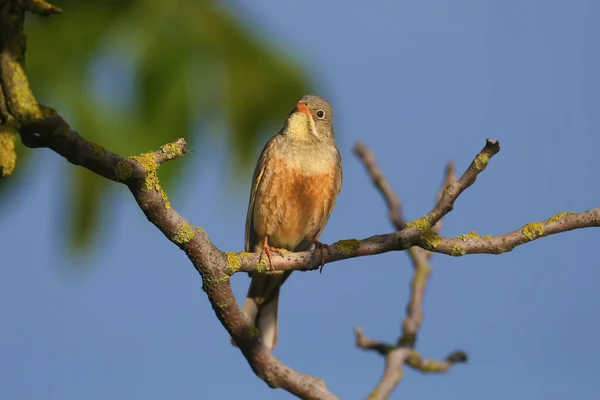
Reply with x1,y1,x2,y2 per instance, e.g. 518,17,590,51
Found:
282,94,335,142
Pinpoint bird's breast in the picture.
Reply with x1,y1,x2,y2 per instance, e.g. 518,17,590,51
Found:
252,152,340,250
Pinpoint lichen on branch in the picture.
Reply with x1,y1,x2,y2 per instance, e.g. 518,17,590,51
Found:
2,1,599,399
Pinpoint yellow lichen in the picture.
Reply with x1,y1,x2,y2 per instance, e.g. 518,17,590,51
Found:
249,323,259,338
255,257,269,273
407,350,421,364
90,142,104,155
129,152,172,208
160,142,183,160
333,239,360,256
406,350,445,372
4,59,43,122
442,183,456,198
114,161,134,181
130,152,158,173
173,222,195,244
214,274,230,284
521,222,544,240
457,231,480,242
482,235,492,239
418,359,443,372
0,131,17,177
406,216,441,249
474,154,489,171
546,211,575,223
450,244,466,256
155,182,171,209
366,390,380,400
239,251,253,259
226,252,242,274
131,152,159,189
413,265,431,287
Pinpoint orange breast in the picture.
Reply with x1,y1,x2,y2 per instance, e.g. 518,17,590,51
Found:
252,155,339,251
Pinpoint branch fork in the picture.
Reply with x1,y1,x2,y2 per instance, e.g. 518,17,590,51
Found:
2,2,599,399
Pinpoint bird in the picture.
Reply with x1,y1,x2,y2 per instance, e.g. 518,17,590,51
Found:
239,94,342,350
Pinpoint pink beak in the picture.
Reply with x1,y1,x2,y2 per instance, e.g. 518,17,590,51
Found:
296,101,310,115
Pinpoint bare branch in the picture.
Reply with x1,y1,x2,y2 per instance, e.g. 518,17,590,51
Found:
431,161,457,236
228,139,598,273
400,162,456,344
354,141,406,230
356,326,467,399
353,142,466,400
21,0,62,15
355,328,410,400
366,348,412,400
2,3,340,398
406,350,468,373
2,2,598,399
426,138,500,226
355,327,395,356
18,111,340,400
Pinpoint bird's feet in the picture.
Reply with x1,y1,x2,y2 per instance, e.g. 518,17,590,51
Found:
259,235,285,272
308,238,329,273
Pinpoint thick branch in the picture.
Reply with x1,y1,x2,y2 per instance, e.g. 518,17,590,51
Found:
226,137,597,270
1,3,339,398
228,204,599,275
19,112,339,400
3,2,599,399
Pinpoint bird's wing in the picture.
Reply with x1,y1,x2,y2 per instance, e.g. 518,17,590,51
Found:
245,135,279,253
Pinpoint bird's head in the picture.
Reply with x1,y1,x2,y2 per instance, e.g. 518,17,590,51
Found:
283,94,334,142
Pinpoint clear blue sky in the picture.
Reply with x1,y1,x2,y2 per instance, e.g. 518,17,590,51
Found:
2,0,599,399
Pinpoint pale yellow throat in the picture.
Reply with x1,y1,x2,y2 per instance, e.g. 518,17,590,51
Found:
285,113,317,140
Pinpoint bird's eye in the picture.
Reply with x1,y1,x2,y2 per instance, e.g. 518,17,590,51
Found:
316,110,325,119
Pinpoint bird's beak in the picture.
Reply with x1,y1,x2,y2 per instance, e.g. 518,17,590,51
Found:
296,101,310,116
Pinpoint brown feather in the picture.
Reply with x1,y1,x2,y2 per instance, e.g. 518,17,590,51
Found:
238,95,342,350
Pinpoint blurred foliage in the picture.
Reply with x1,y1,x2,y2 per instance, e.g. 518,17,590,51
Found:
1,0,310,251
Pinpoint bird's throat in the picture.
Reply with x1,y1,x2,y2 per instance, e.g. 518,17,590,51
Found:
284,112,313,140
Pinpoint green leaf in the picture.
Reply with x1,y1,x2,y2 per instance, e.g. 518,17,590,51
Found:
4,0,313,255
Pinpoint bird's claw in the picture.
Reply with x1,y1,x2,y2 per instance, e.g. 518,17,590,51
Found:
259,236,285,272
309,238,329,273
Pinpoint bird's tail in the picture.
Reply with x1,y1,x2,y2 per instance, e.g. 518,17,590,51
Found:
232,271,290,350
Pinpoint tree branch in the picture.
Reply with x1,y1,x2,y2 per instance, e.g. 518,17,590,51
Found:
1,3,338,399
227,139,599,274
2,1,599,399
399,163,456,345
19,108,339,400
354,143,465,399
354,141,407,229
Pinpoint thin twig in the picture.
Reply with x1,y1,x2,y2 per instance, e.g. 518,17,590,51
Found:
354,141,406,230
3,3,599,398
400,161,456,343
353,142,466,400
431,161,457,236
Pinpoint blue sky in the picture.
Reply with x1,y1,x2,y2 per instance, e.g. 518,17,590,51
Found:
2,0,600,399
